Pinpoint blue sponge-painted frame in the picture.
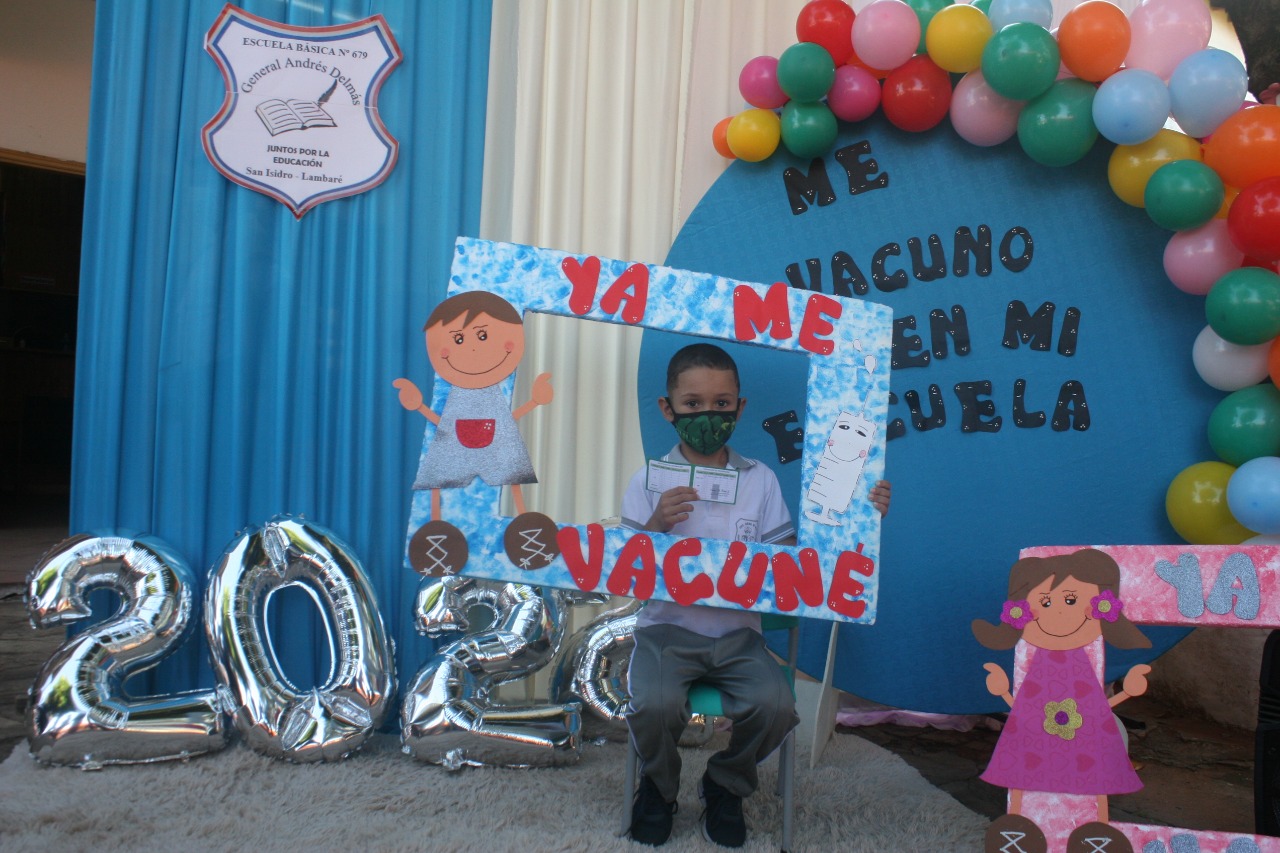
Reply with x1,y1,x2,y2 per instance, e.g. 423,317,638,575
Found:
403,237,892,623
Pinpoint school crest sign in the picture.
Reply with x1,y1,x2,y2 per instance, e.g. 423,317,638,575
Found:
201,5,402,218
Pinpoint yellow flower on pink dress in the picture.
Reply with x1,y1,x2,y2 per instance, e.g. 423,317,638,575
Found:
1043,698,1083,740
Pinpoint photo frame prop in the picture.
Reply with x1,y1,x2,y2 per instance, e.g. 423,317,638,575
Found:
401,238,892,623
991,544,1280,852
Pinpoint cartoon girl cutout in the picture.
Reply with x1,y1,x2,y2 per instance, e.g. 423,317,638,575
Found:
972,549,1152,853
395,291,559,576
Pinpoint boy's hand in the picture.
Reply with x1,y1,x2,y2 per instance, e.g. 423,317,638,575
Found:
645,486,698,533
394,378,423,411
531,372,554,406
394,378,440,424
870,480,891,517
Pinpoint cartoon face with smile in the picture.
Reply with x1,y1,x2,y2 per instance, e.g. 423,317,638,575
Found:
424,292,526,390
1019,574,1103,651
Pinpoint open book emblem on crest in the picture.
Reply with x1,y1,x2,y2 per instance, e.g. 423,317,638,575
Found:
256,80,339,136
201,4,402,218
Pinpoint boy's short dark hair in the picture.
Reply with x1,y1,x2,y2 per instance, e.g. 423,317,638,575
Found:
666,343,740,394
424,291,522,332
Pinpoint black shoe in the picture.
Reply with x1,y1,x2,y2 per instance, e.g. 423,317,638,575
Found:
699,772,746,848
630,774,676,846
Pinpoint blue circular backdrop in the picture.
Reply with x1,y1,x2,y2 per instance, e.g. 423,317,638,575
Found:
644,115,1219,713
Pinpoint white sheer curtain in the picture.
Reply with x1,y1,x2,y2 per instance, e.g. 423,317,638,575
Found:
478,1,810,690
482,0,689,529
481,0,809,531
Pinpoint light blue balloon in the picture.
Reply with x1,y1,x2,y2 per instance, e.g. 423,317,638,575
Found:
1093,68,1171,146
1170,48,1249,139
988,0,1053,30
1228,456,1280,534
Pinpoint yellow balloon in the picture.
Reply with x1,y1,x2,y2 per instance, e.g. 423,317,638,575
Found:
925,5,993,74
1107,129,1203,208
1215,183,1239,219
726,108,781,163
1165,460,1256,544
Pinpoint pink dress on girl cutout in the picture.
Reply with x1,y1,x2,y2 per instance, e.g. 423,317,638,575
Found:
980,642,1141,795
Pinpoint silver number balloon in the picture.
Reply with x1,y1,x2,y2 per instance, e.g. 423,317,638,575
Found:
400,576,598,768
550,599,639,740
205,515,395,762
25,533,228,767
551,599,714,746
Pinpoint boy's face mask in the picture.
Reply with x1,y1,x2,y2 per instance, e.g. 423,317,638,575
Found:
665,402,739,455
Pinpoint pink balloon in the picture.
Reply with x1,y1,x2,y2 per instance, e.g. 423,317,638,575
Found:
851,0,920,73
1125,0,1212,80
827,64,882,122
739,55,789,109
1163,219,1246,295
949,70,1023,146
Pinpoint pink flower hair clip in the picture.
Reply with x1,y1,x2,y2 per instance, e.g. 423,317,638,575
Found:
1091,590,1124,622
1000,599,1033,630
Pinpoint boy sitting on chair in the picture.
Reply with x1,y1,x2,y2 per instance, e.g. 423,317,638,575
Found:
622,342,890,847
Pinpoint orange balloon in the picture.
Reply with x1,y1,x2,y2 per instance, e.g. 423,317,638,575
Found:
1203,105,1280,189
1057,0,1130,83
712,116,735,159
1271,334,1280,390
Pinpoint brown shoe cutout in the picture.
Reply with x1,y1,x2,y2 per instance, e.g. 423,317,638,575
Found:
409,520,469,576
503,511,560,570
985,814,1048,853
1066,822,1134,853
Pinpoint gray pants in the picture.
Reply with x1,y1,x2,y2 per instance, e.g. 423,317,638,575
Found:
626,624,798,802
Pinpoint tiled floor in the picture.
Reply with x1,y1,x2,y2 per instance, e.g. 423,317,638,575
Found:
0,492,1263,839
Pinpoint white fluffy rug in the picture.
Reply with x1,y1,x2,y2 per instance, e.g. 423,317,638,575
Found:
0,731,985,852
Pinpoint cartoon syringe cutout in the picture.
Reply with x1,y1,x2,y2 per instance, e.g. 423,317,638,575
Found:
804,340,878,527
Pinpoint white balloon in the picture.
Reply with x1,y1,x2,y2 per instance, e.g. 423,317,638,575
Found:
1190,325,1272,391
1245,534,1280,545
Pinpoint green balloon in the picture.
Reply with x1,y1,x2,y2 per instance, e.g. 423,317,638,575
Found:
781,101,838,159
1205,266,1280,345
1207,385,1280,466
982,22,1060,101
906,0,954,53
1016,79,1098,167
777,42,835,103
971,0,993,15
1144,160,1225,231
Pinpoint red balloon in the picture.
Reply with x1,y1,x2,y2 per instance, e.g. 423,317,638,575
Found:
881,55,953,132
1244,256,1280,272
797,0,857,64
1227,176,1280,263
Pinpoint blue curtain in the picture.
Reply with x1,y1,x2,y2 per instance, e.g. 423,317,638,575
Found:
73,0,492,696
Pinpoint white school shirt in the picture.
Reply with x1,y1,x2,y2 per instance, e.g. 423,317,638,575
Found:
620,444,795,638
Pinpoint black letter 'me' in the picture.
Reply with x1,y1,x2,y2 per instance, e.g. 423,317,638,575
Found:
783,159,837,216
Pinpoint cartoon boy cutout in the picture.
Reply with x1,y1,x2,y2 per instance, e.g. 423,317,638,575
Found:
395,291,559,575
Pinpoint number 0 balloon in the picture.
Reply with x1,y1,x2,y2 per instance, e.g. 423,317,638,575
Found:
205,515,395,762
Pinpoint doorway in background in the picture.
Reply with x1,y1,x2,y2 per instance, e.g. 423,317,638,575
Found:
0,155,83,551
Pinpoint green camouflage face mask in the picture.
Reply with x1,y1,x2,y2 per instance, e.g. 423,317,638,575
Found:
667,403,738,455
